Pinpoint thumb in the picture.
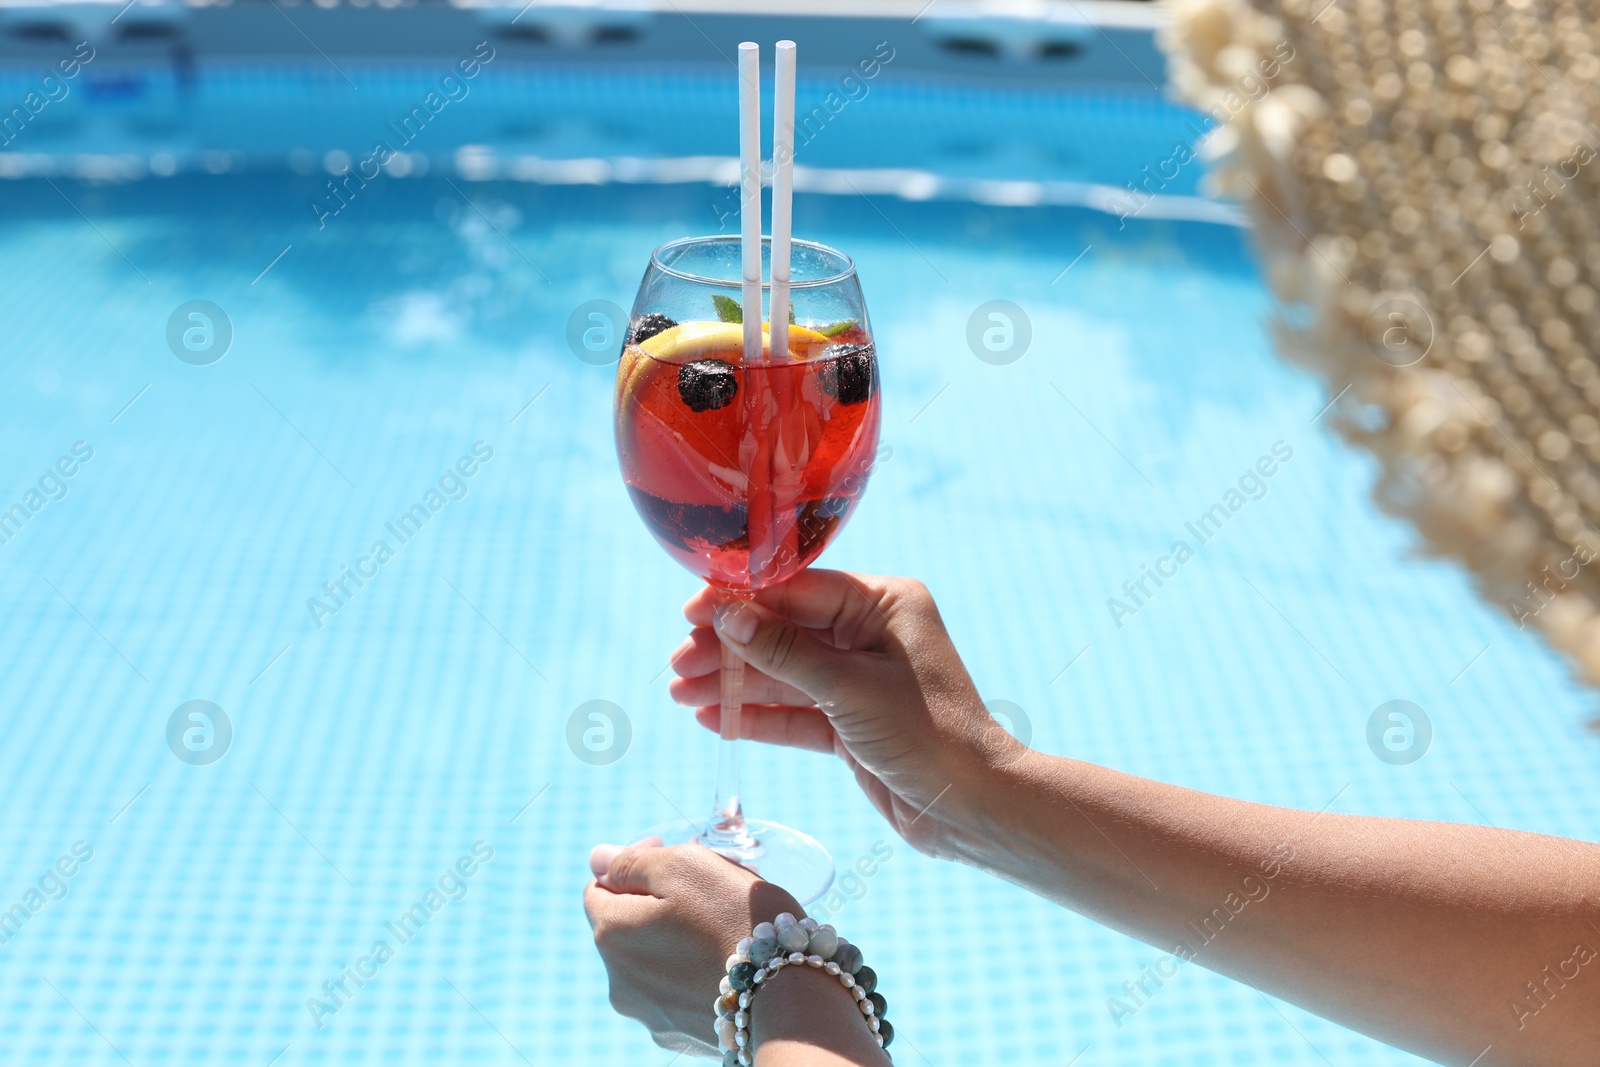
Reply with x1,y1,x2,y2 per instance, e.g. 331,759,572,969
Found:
714,598,862,699
589,835,663,879
595,839,667,895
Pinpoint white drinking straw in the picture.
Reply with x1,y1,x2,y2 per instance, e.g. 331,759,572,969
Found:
768,40,797,364
737,42,762,366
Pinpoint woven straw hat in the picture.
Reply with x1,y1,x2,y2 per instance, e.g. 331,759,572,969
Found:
1160,0,1600,704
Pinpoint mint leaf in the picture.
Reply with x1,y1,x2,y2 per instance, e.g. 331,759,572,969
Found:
789,305,797,324
818,319,859,338
712,294,742,323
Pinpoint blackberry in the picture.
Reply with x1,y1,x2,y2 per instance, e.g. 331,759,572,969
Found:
818,342,876,405
628,312,677,345
677,359,738,412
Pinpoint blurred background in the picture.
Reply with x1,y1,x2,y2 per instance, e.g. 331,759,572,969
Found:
0,1,1593,1065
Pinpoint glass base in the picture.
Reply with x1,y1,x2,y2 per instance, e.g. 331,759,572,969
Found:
631,817,835,905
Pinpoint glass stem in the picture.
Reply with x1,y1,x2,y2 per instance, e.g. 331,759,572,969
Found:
703,636,754,850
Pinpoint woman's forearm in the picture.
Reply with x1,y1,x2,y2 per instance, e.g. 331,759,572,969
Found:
751,965,889,1067
930,750,1600,1067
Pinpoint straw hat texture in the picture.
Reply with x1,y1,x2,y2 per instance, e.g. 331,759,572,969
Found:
1161,0,1600,709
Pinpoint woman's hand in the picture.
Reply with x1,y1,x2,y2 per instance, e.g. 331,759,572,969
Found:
659,580,1600,1067
667,570,1013,858
583,842,803,1055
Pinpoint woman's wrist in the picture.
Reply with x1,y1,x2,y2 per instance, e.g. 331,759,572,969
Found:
912,732,1042,868
716,913,892,1066
748,964,888,1065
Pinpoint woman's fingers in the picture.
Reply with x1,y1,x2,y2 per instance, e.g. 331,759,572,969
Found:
590,836,664,879
596,840,677,894
670,661,812,708
683,569,893,645
668,626,726,678
691,704,838,754
681,590,836,640
669,627,814,706
589,843,625,877
583,877,661,927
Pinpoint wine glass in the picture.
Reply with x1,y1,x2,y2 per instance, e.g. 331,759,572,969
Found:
614,234,881,903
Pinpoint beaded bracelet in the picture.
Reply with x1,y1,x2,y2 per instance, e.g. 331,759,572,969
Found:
711,912,891,1066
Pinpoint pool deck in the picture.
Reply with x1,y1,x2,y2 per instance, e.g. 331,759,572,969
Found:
0,1,1164,86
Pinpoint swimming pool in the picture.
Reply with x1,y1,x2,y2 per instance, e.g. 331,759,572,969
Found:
2,10,1597,1066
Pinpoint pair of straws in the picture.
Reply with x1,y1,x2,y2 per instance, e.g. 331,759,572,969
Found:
737,40,798,366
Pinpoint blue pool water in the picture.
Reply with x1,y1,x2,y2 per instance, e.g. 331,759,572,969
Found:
2,61,1597,1067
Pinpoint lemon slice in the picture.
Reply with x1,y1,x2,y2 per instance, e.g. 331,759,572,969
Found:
640,321,832,362
785,324,832,358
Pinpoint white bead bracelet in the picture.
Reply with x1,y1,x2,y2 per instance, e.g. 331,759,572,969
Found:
712,912,891,1066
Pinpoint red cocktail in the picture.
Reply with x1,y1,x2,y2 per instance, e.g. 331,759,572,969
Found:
613,235,879,902
617,318,880,590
